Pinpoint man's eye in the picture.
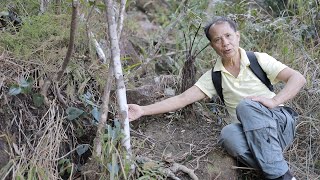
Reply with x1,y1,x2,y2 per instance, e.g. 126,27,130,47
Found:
214,38,221,43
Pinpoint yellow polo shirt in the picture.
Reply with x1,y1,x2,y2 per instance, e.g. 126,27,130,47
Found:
195,47,287,123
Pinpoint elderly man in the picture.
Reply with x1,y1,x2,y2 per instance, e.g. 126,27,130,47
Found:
128,17,305,180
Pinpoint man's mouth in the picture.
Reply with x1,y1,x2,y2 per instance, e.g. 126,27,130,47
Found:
225,49,232,53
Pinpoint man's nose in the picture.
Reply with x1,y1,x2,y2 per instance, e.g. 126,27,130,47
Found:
221,37,229,46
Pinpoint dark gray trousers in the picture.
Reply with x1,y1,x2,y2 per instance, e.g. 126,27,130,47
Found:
218,99,297,179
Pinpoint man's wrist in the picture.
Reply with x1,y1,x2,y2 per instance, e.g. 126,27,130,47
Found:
141,106,147,116
272,97,281,107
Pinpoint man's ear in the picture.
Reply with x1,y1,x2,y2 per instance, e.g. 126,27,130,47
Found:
236,31,240,40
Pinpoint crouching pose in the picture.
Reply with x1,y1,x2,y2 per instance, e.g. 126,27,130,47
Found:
128,17,305,180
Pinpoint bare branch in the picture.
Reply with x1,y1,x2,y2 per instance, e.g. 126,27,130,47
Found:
190,24,202,54
89,32,107,63
194,43,209,58
117,0,127,38
95,61,114,157
132,9,187,78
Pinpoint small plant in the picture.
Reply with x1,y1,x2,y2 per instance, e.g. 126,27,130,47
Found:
58,159,73,177
8,76,44,107
8,77,33,95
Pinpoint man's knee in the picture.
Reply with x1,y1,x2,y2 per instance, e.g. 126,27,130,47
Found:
236,99,272,130
220,123,241,140
219,123,247,157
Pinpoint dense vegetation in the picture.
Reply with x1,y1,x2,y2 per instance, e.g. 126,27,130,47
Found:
0,0,319,179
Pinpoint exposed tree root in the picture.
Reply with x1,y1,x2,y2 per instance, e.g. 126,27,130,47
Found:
136,156,199,180
40,78,52,106
54,83,67,107
161,162,199,180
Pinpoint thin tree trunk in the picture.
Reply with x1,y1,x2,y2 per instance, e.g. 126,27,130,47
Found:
40,0,45,14
40,0,79,103
55,0,62,15
95,61,113,157
85,2,95,60
103,0,132,158
56,0,78,81
40,0,50,14
117,0,126,38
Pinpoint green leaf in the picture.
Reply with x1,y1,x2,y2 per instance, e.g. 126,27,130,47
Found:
26,77,34,84
114,120,121,129
108,154,119,176
80,92,98,107
32,93,44,107
21,86,32,94
88,0,95,6
19,77,33,87
75,127,85,137
66,107,84,120
96,3,106,11
91,107,100,122
8,86,22,95
79,0,85,4
282,46,289,55
58,159,69,165
76,144,89,156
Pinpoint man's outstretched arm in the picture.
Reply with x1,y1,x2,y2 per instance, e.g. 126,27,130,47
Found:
128,85,206,121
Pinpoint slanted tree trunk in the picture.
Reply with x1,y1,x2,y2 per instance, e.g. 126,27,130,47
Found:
56,1,78,81
40,0,79,105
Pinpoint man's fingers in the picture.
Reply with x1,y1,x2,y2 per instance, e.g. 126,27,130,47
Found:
246,96,259,101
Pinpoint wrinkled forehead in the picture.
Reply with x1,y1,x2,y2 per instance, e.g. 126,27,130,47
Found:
208,22,235,38
209,21,234,32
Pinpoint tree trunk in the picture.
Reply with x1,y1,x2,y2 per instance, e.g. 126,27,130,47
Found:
40,0,50,14
55,0,62,15
103,0,132,158
40,0,78,104
95,61,113,157
56,0,78,81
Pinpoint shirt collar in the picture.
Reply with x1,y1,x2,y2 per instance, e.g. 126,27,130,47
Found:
213,47,250,72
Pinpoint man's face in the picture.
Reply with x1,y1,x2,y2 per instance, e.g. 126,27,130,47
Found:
208,22,240,60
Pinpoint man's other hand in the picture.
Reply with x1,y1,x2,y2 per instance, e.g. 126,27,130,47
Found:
128,104,144,121
246,96,279,109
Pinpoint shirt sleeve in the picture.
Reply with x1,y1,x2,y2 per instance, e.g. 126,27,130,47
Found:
254,52,288,84
194,70,217,98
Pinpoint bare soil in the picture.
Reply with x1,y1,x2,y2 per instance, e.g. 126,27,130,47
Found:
131,105,242,179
